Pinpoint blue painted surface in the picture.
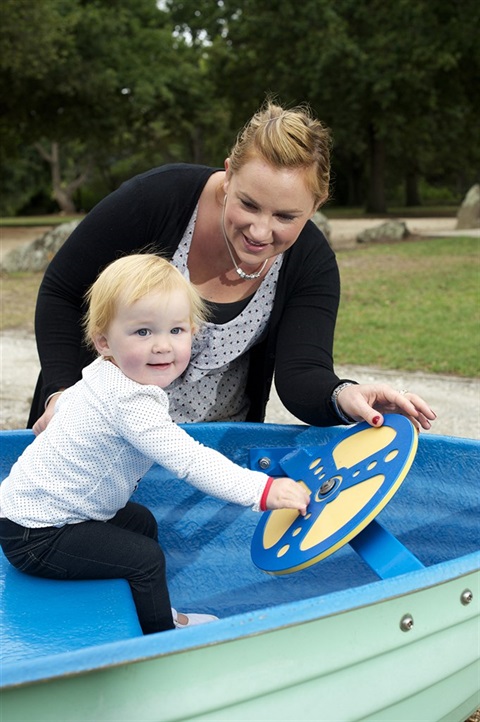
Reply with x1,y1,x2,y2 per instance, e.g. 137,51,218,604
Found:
1,569,142,663
251,414,418,574
350,519,424,577
1,423,479,689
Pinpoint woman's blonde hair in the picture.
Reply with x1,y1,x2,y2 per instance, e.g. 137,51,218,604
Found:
84,254,207,349
228,101,332,208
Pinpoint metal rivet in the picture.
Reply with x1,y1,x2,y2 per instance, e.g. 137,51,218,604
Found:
400,614,414,632
319,477,338,495
460,589,473,606
258,457,271,470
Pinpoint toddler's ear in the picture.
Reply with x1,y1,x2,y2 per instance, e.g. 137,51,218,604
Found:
93,334,111,356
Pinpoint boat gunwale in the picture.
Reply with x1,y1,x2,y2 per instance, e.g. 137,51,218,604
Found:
2,549,478,690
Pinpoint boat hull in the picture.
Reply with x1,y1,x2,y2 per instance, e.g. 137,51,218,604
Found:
2,566,479,722
1,424,479,722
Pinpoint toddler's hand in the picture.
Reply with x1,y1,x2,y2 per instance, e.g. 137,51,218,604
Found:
266,477,310,516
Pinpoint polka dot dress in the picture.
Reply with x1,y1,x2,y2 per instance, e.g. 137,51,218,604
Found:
169,205,283,422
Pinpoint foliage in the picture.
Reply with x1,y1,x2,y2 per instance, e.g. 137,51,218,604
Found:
0,0,226,212
1,0,479,214
334,237,480,377
167,0,480,211
0,149,54,217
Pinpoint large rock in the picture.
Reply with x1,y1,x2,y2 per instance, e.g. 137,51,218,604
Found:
456,184,480,230
312,211,331,241
357,220,410,244
1,221,80,273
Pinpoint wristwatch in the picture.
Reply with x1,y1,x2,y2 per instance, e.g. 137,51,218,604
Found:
331,382,356,424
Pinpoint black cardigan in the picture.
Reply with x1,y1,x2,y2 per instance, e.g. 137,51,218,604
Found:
28,164,346,427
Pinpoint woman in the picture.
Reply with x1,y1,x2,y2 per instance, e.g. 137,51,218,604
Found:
29,101,435,434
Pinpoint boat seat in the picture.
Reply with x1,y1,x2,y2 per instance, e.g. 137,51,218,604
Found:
0,553,143,665
0,431,143,665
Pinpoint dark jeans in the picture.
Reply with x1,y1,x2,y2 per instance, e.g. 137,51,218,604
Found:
0,502,174,634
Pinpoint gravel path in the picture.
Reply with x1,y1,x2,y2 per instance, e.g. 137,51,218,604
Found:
266,364,480,439
1,329,479,438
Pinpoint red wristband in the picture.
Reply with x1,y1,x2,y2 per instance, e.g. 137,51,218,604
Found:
260,476,275,512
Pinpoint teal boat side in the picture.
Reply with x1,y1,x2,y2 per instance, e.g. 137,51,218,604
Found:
1,564,478,721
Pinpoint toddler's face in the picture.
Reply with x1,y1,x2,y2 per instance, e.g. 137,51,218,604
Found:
95,288,193,388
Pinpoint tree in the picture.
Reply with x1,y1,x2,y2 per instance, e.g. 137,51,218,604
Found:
0,0,220,212
167,0,480,211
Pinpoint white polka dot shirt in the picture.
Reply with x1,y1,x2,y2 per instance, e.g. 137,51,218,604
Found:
0,359,270,528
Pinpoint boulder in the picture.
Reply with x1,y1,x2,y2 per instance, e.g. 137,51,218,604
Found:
312,211,331,241
357,220,410,244
456,184,480,230
1,221,80,273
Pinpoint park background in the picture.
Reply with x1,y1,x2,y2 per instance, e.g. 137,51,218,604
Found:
1,0,479,433
1,0,479,426
1,0,479,217
0,4,479,720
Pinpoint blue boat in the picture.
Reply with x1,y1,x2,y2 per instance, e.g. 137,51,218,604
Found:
1,423,479,722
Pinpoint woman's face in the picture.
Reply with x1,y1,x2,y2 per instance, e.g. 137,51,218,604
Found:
222,157,317,270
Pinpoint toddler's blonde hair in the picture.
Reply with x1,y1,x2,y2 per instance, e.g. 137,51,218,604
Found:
84,254,207,349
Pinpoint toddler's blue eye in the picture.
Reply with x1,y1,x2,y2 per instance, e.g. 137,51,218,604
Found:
136,328,150,337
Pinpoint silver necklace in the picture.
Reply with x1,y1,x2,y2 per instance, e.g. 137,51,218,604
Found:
221,196,268,280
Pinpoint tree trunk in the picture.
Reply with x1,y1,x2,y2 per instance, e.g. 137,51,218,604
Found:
35,141,91,214
405,169,422,206
347,165,364,207
50,143,78,213
190,125,204,165
366,126,387,214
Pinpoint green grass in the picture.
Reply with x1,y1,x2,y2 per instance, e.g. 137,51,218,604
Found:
323,205,457,219
0,215,83,227
2,235,479,377
334,236,480,377
0,272,42,334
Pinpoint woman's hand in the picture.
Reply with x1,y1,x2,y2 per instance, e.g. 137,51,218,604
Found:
336,383,436,431
266,477,311,516
32,392,63,436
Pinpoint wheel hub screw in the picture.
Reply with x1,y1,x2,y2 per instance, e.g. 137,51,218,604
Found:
319,477,337,495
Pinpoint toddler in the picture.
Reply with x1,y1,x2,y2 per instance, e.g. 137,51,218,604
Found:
0,255,309,633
